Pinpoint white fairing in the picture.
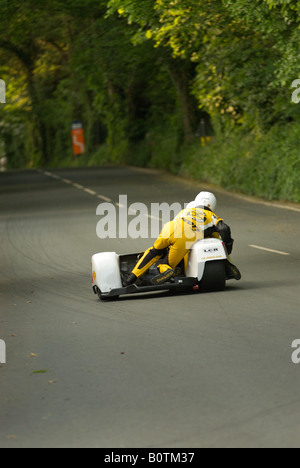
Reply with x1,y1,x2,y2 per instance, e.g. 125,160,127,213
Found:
186,238,227,281
92,252,122,293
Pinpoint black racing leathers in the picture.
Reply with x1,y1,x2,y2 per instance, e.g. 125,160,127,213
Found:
214,220,234,255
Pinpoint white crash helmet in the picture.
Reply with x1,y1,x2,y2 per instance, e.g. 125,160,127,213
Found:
185,200,197,209
194,191,217,212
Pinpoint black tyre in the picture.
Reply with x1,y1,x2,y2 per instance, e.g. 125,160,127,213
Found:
99,292,120,302
199,260,226,292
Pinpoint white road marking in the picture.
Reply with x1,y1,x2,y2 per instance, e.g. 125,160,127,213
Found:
266,203,300,213
39,169,112,203
72,183,84,190
233,194,300,213
249,244,290,256
146,214,162,221
84,188,97,196
97,195,112,202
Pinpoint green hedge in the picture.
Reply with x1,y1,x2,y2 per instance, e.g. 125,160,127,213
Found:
179,123,300,203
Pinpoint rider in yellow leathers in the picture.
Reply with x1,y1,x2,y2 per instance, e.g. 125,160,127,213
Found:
124,191,240,286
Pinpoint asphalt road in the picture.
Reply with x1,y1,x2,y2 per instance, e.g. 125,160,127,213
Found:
0,166,300,448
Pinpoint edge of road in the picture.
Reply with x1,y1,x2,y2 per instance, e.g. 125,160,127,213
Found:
1,164,299,213
130,166,300,213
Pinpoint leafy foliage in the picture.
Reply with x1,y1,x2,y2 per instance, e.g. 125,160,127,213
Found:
0,0,299,201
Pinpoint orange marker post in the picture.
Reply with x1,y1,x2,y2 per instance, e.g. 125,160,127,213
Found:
71,121,85,156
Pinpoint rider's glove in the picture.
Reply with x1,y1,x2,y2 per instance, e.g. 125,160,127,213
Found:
226,240,234,255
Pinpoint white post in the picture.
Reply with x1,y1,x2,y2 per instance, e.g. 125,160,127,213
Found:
0,339,6,364
0,79,6,104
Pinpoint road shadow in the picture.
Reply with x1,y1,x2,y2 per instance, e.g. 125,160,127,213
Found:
95,276,299,303
225,278,300,292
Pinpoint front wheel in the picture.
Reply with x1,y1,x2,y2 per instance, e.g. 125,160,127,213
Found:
199,260,226,293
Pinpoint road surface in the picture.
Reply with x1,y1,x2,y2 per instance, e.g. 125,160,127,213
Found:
0,166,300,448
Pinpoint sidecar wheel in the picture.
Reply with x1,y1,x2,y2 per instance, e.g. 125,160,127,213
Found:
97,289,119,301
100,295,119,302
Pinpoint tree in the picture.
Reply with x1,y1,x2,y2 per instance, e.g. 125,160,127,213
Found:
1,0,299,171
107,0,209,142
108,0,300,132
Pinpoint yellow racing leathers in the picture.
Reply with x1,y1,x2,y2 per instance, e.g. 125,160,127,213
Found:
131,206,233,280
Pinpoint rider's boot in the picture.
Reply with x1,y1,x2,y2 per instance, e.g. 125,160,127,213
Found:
150,265,175,285
225,260,241,280
123,273,138,287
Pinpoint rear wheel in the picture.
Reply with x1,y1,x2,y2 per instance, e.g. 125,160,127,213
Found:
199,260,226,292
